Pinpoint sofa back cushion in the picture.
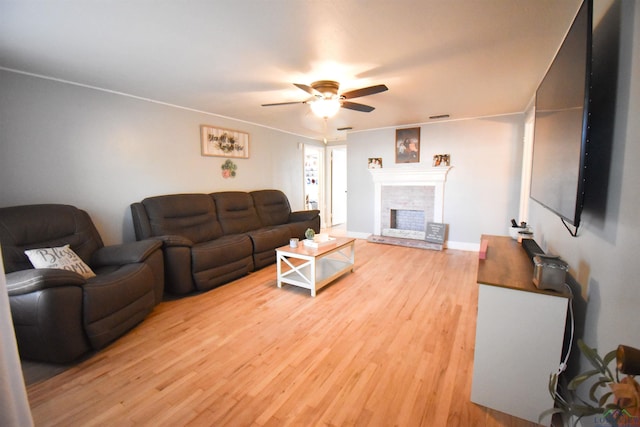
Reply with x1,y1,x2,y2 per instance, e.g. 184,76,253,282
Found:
0,204,103,273
211,192,262,235
251,189,292,227
141,194,223,244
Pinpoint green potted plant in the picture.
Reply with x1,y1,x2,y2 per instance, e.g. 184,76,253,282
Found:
541,340,639,427
304,228,315,241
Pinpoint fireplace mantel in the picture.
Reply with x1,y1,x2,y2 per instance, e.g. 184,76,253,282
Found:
369,166,452,238
369,166,451,184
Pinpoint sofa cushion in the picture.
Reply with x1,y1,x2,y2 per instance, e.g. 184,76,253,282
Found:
190,234,254,290
192,256,254,292
251,189,292,227
212,192,262,234
141,194,223,244
191,234,253,272
247,226,291,253
248,226,292,269
25,244,96,279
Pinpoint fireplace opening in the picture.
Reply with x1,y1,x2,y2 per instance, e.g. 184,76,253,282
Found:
379,185,434,240
390,209,425,232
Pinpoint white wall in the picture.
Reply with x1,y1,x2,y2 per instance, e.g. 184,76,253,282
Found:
0,70,318,244
344,115,525,248
528,0,640,368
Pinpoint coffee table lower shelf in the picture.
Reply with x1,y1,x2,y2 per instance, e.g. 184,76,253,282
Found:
276,237,356,297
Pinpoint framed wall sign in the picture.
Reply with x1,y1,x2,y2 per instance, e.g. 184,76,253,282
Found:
425,222,446,244
395,127,420,163
201,125,249,158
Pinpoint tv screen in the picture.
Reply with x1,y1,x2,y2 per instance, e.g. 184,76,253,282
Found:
530,0,592,228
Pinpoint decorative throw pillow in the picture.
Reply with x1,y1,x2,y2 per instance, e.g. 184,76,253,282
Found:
24,244,96,279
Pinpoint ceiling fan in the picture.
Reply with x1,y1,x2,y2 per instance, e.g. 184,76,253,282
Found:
262,80,388,118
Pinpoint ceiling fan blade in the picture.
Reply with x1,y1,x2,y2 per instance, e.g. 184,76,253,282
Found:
341,101,375,112
341,84,388,99
261,101,305,107
293,83,320,96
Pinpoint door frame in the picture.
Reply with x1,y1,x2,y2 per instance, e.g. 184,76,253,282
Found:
327,145,347,227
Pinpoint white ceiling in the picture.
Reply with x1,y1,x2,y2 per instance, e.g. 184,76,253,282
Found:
0,0,583,141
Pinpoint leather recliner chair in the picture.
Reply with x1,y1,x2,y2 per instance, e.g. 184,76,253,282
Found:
0,204,164,363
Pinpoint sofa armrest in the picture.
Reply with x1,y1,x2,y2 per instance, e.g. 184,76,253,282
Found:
289,210,320,222
155,234,193,248
6,269,86,296
92,239,163,267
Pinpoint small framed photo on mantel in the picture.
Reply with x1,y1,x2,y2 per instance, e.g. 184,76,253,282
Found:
201,125,249,158
368,158,383,169
395,127,420,163
433,154,450,167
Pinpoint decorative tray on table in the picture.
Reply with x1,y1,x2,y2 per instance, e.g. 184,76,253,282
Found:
303,234,336,248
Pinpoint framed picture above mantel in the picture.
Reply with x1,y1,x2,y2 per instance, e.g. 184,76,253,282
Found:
395,127,420,163
201,125,249,158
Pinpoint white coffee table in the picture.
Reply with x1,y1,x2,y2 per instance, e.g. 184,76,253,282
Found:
276,236,356,296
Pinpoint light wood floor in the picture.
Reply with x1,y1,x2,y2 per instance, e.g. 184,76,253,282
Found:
25,239,538,426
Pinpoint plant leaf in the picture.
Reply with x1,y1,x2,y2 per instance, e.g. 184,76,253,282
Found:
569,404,604,417
568,369,601,390
578,340,607,373
603,349,617,366
602,349,618,378
571,393,590,408
539,407,565,424
589,377,612,402
549,374,556,394
598,391,613,407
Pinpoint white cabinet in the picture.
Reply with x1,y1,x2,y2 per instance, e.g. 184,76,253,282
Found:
470,235,569,426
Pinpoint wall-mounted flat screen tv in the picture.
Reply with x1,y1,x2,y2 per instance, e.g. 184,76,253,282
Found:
530,0,592,229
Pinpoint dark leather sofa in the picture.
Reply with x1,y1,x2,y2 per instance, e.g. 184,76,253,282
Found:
131,189,320,295
0,204,164,363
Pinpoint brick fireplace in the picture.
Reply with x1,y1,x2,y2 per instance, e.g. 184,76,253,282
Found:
368,167,451,247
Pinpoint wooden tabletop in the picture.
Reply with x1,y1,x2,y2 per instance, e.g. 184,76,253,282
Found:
276,236,356,257
477,235,569,297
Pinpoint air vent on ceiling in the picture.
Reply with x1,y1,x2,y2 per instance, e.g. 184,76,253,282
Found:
337,127,353,131
429,114,450,120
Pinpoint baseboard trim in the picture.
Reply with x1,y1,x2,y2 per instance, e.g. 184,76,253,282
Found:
345,231,372,239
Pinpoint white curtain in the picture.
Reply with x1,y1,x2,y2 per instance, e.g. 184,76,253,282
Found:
0,246,34,427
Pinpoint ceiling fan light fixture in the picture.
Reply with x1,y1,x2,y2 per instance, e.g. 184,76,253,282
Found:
310,98,341,118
